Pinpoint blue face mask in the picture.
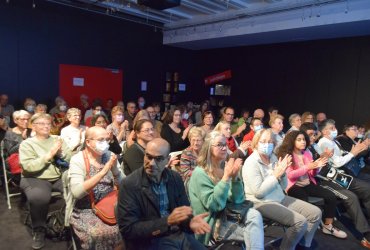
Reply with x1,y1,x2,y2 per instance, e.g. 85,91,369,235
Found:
330,130,338,139
254,125,263,132
258,142,274,156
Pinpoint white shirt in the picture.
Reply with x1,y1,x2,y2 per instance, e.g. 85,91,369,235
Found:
60,125,86,150
317,137,354,168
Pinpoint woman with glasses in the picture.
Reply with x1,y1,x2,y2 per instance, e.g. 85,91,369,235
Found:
178,127,206,182
67,126,123,249
161,107,192,152
277,130,347,239
3,110,32,161
60,108,86,152
19,113,72,249
188,131,264,248
200,110,214,134
242,128,322,250
214,121,250,160
123,119,155,176
91,114,122,155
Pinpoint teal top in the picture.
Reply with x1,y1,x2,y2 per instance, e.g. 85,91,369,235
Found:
188,166,245,245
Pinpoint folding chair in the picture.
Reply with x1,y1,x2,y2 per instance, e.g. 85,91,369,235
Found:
0,140,21,209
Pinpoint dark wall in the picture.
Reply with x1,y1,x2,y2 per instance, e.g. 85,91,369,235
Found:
1,1,369,131
0,1,196,108
194,37,370,130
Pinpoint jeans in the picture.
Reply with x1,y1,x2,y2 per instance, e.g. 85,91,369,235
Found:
255,196,322,250
218,208,264,250
150,231,206,250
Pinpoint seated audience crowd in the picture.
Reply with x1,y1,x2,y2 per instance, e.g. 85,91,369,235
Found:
0,93,370,250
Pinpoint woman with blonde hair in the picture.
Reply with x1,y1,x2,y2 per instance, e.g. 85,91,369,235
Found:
188,131,264,248
214,120,249,159
178,127,206,182
242,128,322,250
106,106,129,143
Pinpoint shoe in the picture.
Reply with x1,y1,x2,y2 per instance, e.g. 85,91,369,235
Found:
32,229,45,249
362,238,370,249
321,223,347,239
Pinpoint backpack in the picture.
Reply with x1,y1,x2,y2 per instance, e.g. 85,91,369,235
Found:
24,198,69,241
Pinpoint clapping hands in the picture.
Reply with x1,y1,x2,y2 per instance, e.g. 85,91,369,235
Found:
273,154,292,179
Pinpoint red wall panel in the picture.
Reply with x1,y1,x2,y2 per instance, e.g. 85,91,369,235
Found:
59,64,123,108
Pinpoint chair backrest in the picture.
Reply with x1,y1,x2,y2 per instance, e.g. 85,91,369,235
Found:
61,170,69,202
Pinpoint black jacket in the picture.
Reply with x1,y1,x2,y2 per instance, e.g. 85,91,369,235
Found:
336,135,369,159
122,142,145,176
117,167,192,250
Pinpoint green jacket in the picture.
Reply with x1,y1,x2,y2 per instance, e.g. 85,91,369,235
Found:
19,135,72,180
188,167,245,245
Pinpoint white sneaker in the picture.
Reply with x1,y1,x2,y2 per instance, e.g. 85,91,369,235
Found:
321,223,347,239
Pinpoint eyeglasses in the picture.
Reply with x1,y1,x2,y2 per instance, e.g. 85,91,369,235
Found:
34,122,51,127
18,118,29,121
140,127,154,133
308,132,318,138
212,143,227,150
225,113,234,116
145,153,166,163
89,138,110,143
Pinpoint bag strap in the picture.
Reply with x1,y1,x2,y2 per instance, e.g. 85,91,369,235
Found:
82,150,96,207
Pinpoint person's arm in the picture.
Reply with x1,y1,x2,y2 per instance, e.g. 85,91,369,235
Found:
123,145,144,175
68,154,88,199
179,150,194,181
108,135,122,155
242,158,280,199
319,139,353,168
190,168,230,213
19,140,54,173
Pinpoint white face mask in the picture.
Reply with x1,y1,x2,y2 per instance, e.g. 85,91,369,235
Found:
182,113,189,120
95,141,110,155
330,130,338,140
357,134,364,139
59,105,67,111
258,142,274,156
95,111,101,115
138,101,145,108
254,125,263,132
26,105,35,112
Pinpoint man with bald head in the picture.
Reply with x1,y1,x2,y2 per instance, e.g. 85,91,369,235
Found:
117,138,210,250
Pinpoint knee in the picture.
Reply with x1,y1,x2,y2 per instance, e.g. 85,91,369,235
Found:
246,208,263,227
310,205,322,222
343,191,360,207
294,216,308,232
28,193,50,207
325,193,337,205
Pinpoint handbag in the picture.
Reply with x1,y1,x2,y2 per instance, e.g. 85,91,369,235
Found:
334,140,362,176
213,200,253,241
83,150,117,225
326,167,353,189
225,201,253,224
6,153,22,174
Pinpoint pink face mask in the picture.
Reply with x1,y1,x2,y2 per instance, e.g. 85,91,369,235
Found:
116,115,124,122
